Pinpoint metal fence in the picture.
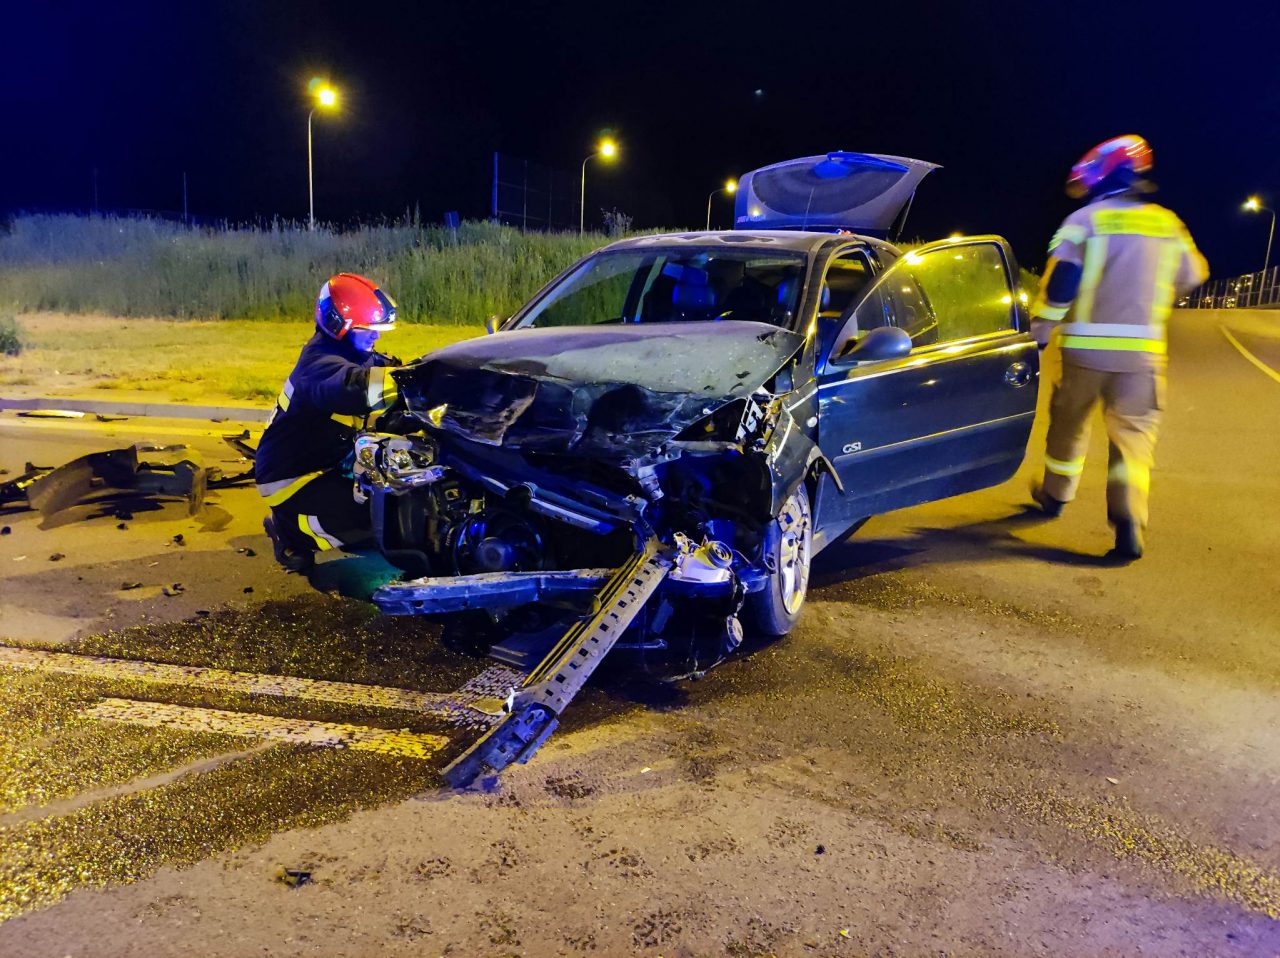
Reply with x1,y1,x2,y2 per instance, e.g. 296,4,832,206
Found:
490,152,580,232
1181,266,1280,309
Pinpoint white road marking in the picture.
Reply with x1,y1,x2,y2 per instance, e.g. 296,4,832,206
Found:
0,646,524,728
86,698,449,759
1220,325,1280,385
0,416,261,440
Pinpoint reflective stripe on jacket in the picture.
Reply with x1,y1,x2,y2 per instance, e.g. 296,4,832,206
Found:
1030,196,1208,371
254,331,401,497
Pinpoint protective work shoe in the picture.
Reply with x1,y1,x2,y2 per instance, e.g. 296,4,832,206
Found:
1110,519,1145,561
1030,484,1066,518
263,515,316,574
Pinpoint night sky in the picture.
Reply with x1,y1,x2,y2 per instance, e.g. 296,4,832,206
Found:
5,0,1279,276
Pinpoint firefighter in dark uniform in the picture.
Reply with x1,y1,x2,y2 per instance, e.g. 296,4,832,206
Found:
256,273,403,572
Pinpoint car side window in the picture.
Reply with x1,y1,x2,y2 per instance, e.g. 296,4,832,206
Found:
819,250,878,343
885,273,938,346
910,243,1017,341
849,242,1015,347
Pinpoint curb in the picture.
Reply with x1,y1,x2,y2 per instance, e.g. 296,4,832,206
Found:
0,395,270,423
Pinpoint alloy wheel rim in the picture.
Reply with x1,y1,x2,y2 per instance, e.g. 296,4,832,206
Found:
777,489,811,615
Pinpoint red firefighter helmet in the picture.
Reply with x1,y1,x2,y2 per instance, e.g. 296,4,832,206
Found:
315,273,398,340
1066,134,1154,199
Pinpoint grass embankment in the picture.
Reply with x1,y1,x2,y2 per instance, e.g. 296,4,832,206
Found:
0,315,477,404
0,214,609,326
0,214,609,403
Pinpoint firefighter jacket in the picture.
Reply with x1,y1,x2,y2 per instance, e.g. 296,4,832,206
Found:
1030,195,1209,372
254,332,401,505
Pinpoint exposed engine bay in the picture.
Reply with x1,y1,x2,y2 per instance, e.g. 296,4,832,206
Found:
356,321,820,682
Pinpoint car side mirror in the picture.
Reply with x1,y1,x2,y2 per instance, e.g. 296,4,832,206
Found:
836,325,913,362
484,315,501,335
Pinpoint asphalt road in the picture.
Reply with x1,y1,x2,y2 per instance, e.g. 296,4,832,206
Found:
0,309,1278,957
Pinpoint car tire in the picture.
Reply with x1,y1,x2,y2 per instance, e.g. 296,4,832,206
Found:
746,482,813,637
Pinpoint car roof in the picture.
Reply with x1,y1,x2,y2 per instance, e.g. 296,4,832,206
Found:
600,229,900,258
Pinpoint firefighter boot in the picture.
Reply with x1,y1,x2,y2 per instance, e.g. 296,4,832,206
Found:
1111,518,1144,561
263,515,316,574
1030,484,1066,518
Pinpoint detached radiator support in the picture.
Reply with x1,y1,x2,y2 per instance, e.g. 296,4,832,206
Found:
443,537,671,787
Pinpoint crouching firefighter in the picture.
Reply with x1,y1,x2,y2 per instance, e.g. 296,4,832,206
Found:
1029,135,1208,560
256,273,403,573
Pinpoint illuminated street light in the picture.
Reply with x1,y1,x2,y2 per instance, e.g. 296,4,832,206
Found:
580,138,619,234
705,178,737,231
1243,196,1275,275
307,82,339,230
948,232,964,241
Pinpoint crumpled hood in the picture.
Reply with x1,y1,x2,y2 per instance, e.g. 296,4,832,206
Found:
394,321,803,457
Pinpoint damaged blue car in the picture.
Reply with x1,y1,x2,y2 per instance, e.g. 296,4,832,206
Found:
352,152,1040,782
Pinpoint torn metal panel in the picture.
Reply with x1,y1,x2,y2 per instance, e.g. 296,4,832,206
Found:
3,443,253,517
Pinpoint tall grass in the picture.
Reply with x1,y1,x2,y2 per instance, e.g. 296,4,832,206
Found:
0,215,610,326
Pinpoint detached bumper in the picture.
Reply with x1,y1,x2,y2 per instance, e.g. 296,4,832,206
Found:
371,568,615,616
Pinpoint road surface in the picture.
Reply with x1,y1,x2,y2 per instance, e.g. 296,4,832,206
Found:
1,309,1278,956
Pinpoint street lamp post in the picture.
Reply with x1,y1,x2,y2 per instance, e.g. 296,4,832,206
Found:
705,179,737,230
580,138,617,234
1244,196,1276,306
308,85,338,230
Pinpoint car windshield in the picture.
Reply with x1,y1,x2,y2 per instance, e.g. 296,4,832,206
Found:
520,248,808,329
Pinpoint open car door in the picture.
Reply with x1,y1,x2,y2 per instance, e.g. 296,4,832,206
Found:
810,236,1039,550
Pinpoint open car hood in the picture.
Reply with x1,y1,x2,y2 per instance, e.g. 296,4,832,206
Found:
394,321,804,458
734,151,940,238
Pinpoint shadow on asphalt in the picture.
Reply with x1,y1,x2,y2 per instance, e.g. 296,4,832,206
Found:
811,509,1118,590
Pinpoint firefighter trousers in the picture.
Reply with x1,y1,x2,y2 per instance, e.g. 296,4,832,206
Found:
269,470,374,554
1041,363,1164,528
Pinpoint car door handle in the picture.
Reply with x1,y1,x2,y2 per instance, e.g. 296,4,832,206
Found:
1004,362,1032,387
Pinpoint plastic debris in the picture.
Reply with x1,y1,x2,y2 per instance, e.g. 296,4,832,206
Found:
17,409,86,419
121,582,143,591
116,522,129,531
275,866,312,889
172,534,185,546
1105,776,1120,785
161,583,185,597
243,586,254,594
0,526,9,535
815,844,825,855
49,553,65,562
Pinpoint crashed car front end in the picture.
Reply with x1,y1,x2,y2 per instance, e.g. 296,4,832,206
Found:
356,319,819,673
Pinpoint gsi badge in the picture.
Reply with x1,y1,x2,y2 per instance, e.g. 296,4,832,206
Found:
842,441,863,455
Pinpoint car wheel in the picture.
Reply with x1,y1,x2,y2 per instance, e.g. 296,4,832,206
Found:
746,482,812,637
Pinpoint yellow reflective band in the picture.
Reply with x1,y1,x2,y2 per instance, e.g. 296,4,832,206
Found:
1091,206,1178,238
1108,459,1150,495
1045,455,1085,476
377,378,400,413
258,470,325,505
366,366,387,408
1151,240,1182,328
298,513,336,551
1031,304,1068,321
330,412,365,429
1060,335,1167,354
1074,236,1109,324
1048,224,1087,251
276,378,295,412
